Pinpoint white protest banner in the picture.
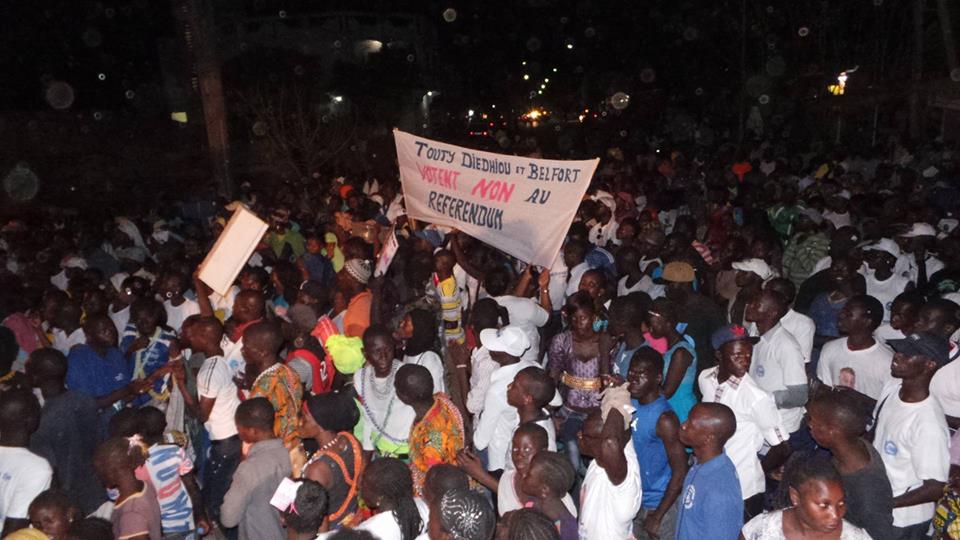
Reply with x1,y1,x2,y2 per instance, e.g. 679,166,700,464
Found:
198,206,268,296
393,129,598,267
374,225,399,278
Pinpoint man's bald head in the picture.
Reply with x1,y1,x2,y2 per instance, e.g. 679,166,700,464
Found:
395,364,434,403
243,321,283,354
689,402,737,446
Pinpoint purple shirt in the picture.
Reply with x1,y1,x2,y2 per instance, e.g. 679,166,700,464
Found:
548,331,601,409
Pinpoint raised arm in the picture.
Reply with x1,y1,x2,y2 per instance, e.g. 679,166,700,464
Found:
449,232,485,281
599,409,629,486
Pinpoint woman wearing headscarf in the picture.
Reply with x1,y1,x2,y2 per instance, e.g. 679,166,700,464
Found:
332,259,372,338
300,392,364,530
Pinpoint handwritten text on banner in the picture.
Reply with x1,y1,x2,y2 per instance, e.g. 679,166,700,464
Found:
394,129,598,267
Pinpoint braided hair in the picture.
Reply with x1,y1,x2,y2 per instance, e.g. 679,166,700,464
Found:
774,453,843,509
438,487,495,540
282,479,329,534
499,508,560,540
362,457,422,540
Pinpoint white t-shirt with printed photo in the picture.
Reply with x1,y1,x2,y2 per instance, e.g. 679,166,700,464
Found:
816,337,894,400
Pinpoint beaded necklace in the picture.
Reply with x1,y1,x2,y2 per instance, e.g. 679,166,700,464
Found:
360,364,407,445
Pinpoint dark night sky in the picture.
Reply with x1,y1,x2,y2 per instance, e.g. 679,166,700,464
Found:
1,0,954,123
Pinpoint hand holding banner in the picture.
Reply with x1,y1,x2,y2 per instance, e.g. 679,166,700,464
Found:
393,129,598,267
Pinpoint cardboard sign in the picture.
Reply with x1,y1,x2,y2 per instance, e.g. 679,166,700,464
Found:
198,207,268,295
394,129,598,267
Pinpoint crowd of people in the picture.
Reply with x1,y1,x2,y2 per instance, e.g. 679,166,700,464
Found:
0,138,959,540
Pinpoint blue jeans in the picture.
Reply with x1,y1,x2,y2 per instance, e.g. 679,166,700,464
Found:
203,435,240,537
559,407,588,474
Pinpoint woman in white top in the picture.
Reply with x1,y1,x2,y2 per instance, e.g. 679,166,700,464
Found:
740,456,871,540
355,457,428,540
353,328,416,457
395,309,445,393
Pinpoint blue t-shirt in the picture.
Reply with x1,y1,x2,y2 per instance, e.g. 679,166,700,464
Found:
660,338,697,423
66,344,131,400
675,453,743,540
631,396,674,508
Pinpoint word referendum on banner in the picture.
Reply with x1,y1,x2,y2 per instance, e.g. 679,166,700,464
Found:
394,129,598,267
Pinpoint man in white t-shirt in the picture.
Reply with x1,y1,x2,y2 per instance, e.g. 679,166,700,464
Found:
744,290,808,435
577,400,641,540
51,301,85,355
872,332,951,536
159,272,201,335
862,239,914,328
817,294,894,402
183,316,241,529
0,389,53,536
762,278,816,364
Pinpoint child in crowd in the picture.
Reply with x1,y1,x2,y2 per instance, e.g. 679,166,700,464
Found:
92,437,162,540
28,490,78,540
520,451,578,540
277,479,329,540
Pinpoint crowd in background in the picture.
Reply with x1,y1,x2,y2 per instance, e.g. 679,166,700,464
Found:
0,135,959,540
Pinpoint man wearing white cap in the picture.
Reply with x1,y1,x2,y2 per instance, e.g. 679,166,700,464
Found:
897,223,945,286
473,325,560,472
862,239,915,332
729,258,774,326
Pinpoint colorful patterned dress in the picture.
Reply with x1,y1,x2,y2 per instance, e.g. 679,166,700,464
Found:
408,392,465,496
250,362,304,448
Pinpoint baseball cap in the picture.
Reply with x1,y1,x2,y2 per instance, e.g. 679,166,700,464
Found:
711,324,759,350
657,261,696,283
479,326,531,357
731,258,774,281
861,238,901,259
898,222,937,238
887,332,951,367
